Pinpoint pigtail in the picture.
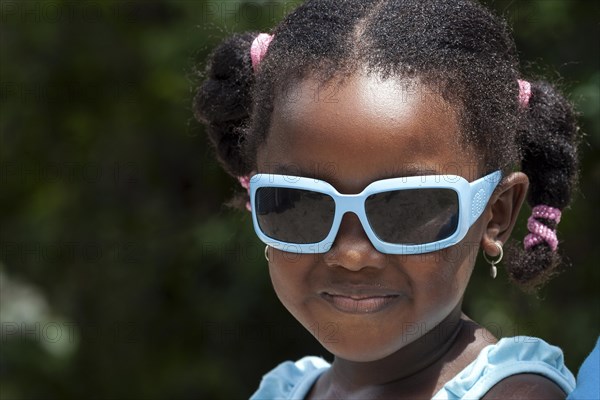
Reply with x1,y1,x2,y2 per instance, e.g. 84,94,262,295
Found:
506,81,580,292
193,32,258,178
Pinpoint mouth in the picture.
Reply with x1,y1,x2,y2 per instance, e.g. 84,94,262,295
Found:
320,292,401,314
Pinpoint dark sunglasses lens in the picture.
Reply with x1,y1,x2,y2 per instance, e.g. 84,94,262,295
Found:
365,189,459,245
255,187,335,244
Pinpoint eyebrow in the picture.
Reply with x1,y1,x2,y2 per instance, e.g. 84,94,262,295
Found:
379,165,440,179
271,164,335,181
270,163,440,183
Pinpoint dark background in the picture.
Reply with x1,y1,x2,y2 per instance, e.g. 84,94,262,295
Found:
1,1,598,399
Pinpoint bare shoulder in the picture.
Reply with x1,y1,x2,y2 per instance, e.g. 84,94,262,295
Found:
482,374,567,400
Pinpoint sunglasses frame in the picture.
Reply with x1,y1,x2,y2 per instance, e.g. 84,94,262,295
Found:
249,170,502,255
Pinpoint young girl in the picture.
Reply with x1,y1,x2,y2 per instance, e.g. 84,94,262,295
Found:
194,0,580,398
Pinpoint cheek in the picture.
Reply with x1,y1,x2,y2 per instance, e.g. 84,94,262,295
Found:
268,260,298,306
267,252,317,323
409,241,478,320
439,241,479,288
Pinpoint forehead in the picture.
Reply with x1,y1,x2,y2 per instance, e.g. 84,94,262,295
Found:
257,73,479,193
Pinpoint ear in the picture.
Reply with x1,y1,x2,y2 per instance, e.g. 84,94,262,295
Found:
481,172,529,256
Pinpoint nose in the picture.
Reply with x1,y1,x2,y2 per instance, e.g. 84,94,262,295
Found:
323,212,386,271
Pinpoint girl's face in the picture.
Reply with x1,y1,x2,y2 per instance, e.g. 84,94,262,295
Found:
256,73,488,362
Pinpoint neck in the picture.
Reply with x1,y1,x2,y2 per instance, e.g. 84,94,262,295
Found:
329,304,464,389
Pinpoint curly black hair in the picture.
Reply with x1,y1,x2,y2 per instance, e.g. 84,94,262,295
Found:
193,0,579,292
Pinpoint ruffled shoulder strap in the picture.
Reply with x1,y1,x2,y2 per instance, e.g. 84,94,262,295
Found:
250,356,330,400
433,336,576,399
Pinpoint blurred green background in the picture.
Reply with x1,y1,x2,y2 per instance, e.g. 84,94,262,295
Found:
0,0,598,399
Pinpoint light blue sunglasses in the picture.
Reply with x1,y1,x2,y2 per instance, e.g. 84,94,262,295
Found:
249,171,501,255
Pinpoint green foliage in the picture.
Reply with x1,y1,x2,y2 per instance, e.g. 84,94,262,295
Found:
1,0,597,398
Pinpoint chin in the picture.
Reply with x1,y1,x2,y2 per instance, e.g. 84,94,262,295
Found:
316,333,412,363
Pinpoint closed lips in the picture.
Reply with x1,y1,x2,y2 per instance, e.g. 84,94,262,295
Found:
320,292,401,314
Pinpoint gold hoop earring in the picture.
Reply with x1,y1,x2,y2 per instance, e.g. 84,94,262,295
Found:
264,245,270,262
483,241,503,279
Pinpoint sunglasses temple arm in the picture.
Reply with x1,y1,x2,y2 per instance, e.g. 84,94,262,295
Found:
468,171,502,225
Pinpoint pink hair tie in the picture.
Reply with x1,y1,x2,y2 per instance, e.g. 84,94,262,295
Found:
518,79,532,108
250,33,273,72
524,205,562,251
237,175,252,212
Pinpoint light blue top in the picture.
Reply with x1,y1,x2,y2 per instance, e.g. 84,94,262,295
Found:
250,336,575,400
567,336,600,399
